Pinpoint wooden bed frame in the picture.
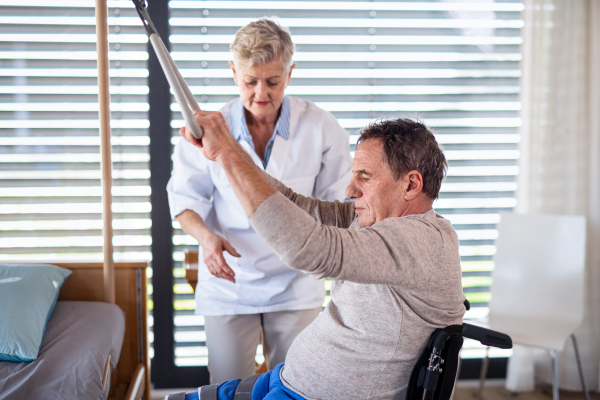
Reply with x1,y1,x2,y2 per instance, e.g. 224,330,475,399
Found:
12,261,151,400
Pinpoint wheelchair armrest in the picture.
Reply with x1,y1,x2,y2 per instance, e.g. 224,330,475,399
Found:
461,323,512,349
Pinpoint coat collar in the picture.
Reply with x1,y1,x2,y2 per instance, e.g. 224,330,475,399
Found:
230,96,291,145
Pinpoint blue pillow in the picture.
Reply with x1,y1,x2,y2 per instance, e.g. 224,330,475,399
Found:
0,264,72,362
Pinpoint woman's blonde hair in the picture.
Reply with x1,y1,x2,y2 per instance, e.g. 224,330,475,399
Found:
230,18,295,68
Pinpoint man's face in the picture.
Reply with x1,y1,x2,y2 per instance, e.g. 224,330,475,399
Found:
345,139,406,227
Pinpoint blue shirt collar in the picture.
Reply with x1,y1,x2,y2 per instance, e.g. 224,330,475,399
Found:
230,97,291,144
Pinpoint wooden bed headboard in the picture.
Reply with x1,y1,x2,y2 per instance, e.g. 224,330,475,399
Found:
11,261,151,400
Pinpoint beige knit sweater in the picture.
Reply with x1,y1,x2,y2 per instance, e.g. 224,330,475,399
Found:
250,172,466,399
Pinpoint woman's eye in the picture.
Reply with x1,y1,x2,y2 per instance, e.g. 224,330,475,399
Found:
267,81,279,87
245,81,257,86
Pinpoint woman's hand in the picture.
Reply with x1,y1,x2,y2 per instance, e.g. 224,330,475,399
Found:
179,110,244,163
200,232,241,283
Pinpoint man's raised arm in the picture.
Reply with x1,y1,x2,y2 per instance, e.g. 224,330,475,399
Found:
179,110,275,216
179,111,456,290
181,111,355,228
257,169,355,228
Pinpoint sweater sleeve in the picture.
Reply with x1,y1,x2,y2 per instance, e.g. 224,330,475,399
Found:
258,169,356,229
250,192,442,288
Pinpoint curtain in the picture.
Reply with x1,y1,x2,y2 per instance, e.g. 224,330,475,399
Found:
510,0,600,392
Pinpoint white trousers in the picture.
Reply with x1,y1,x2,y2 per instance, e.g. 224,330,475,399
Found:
203,308,320,384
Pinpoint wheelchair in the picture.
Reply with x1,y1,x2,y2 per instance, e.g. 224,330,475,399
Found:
406,300,512,400
166,301,512,400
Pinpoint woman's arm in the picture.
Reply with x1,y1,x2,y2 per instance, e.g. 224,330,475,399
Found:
168,139,240,282
176,210,239,283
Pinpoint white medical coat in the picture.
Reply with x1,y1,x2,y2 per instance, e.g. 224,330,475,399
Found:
167,96,352,315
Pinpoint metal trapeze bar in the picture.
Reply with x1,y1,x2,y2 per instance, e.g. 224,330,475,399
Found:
131,0,204,139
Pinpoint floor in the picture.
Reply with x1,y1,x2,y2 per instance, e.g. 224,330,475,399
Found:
454,385,600,400
151,385,599,400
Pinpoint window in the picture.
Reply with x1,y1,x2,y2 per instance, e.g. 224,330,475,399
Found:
0,0,522,387
166,0,522,377
0,0,154,350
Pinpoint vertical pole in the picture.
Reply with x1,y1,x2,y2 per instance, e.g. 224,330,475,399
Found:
477,347,490,400
571,334,590,400
550,350,559,400
95,0,115,304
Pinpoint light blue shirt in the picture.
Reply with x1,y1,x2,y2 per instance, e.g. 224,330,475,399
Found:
167,96,353,315
230,97,291,168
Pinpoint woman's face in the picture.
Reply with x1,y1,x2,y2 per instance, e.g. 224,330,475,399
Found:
229,59,295,120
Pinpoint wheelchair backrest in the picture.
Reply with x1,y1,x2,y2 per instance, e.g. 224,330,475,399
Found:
405,325,463,400
406,322,512,400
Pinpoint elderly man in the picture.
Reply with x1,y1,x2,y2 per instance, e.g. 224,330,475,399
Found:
178,113,466,400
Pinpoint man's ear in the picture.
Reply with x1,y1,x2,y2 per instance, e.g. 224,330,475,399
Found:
228,61,238,86
404,170,423,200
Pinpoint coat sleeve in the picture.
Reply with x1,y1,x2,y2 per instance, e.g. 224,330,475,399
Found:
166,138,215,221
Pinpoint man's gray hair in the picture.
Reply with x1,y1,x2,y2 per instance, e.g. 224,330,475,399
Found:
230,18,295,68
357,118,448,200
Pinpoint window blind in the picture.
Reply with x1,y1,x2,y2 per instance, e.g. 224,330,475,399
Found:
168,0,523,367
0,0,154,353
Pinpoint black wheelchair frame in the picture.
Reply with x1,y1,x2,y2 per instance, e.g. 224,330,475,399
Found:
406,302,513,400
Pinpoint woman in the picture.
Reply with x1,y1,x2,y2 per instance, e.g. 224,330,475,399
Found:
167,18,352,384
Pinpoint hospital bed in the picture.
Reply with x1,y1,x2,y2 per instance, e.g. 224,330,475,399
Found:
0,261,150,400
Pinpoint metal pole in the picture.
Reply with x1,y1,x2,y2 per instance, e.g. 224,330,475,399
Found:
550,350,559,400
477,347,490,400
571,334,590,400
95,0,115,304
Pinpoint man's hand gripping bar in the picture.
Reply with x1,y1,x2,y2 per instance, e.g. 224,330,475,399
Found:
131,0,204,139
